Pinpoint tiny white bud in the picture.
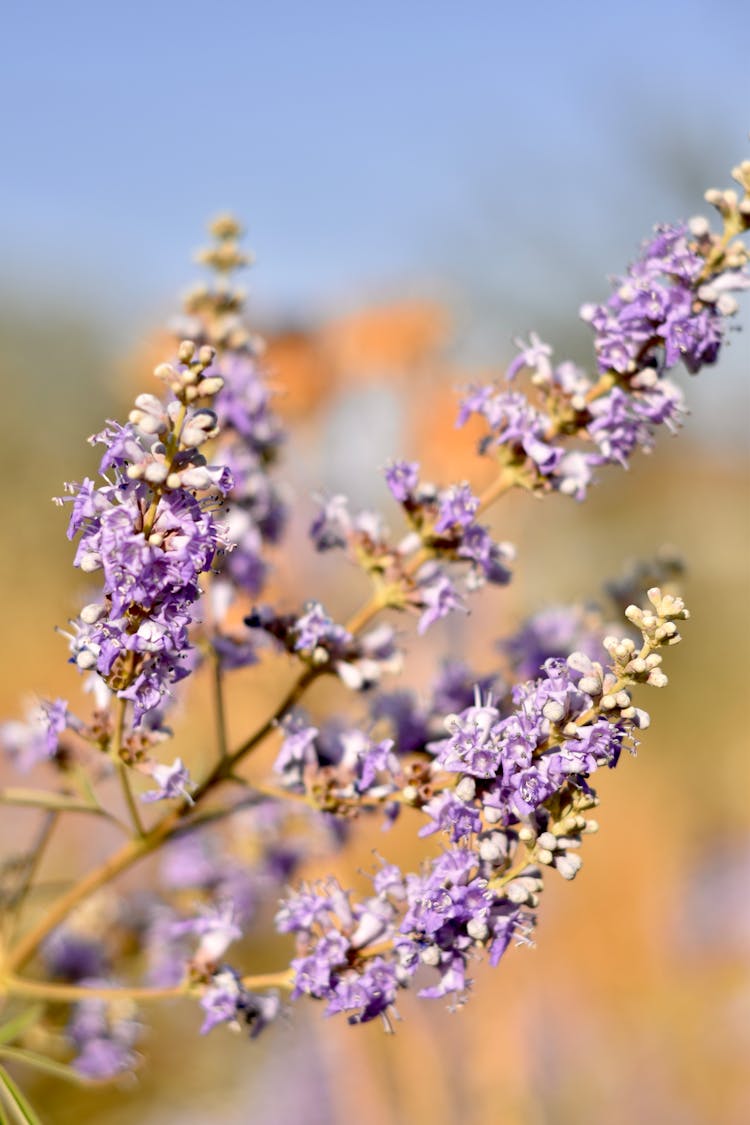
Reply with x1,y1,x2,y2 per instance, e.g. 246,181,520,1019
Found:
80,603,105,624
420,945,441,967
479,837,503,864
79,551,101,573
467,918,489,941
143,462,169,484
537,848,554,865
198,375,225,396
483,806,503,824
518,826,535,843
178,340,196,363
542,701,565,723
537,832,557,851
455,776,476,803
556,853,583,880
153,362,176,381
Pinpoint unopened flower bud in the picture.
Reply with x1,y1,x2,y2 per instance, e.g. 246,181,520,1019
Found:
455,776,476,803
198,376,225,397
467,918,489,941
556,853,583,880
420,945,441,967
177,340,196,364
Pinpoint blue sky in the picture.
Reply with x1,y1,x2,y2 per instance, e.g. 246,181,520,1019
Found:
3,0,748,338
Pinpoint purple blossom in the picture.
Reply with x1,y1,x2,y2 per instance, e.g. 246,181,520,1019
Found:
294,602,352,654
0,699,69,771
274,715,319,786
415,567,467,634
434,483,480,534
384,459,419,503
199,967,281,1037
419,791,482,842
141,757,194,804
309,494,351,551
506,333,554,382
581,222,745,378
171,902,242,967
68,987,141,1079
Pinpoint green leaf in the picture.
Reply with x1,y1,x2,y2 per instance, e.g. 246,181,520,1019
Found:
0,1066,43,1125
0,1010,43,1049
0,1049,89,1087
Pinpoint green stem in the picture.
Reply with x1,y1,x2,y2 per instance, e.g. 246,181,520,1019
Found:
117,765,145,838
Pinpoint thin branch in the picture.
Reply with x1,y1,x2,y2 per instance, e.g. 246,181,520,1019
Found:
118,765,145,838
3,976,188,1005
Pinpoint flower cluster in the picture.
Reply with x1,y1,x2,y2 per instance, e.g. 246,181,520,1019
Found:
309,465,514,637
172,216,287,665
458,181,750,501
57,344,232,725
273,587,688,1025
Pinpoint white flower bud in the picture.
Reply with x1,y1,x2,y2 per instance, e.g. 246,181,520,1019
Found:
143,462,169,484
478,836,504,864
78,551,101,573
455,777,476,803
177,340,196,363
467,918,489,941
555,853,582,880
420,945,441,966
80,603,105,624
198,376,225,397
542,701,565,723
506,882,530,904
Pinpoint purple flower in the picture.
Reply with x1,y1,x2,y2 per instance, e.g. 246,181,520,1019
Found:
141,758,194,804
434,484,480,534
0,699,68,771
326,957,400,1024
384,460,419,503
506,333,553,382
415,567,467,634
68,987,141,1079
309,494,351,551
171,902,242,967
199,967,282,1037
274,715,319,786
581,222,744,378
419,791,482,842
294,602,352,654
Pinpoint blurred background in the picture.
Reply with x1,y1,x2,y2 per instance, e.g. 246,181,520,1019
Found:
1,1,749,1122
